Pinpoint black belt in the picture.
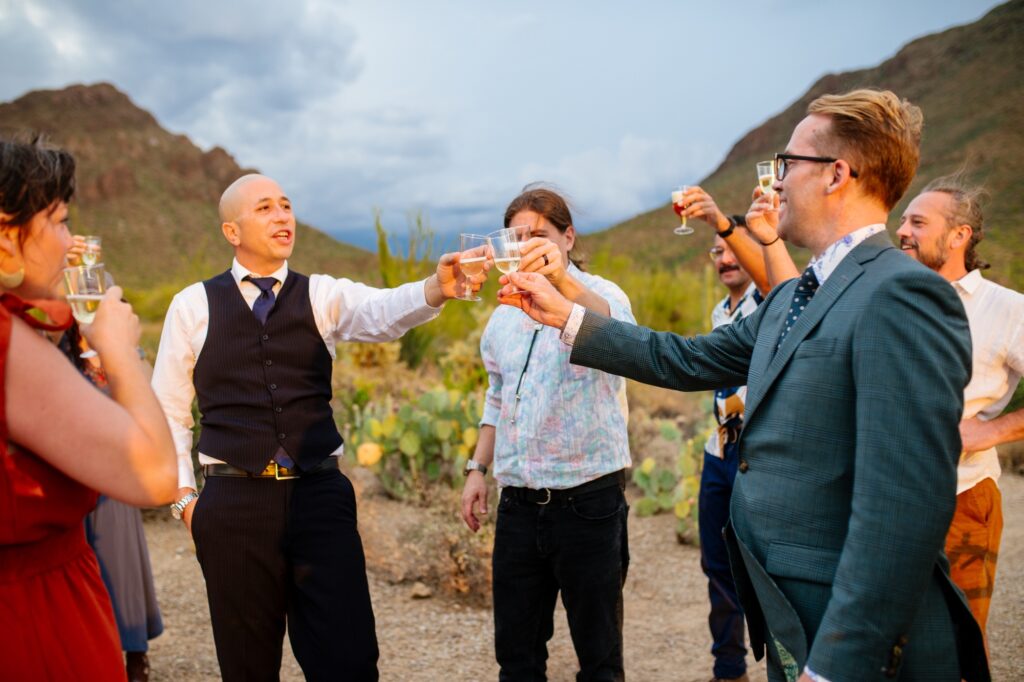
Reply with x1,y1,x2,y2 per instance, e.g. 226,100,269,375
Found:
502,470,625,505
202,457,339,480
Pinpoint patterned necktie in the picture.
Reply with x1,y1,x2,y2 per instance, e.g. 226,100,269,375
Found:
244,275,278,326
777,266,820,348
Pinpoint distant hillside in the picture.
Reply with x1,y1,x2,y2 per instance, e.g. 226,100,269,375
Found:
0,83,376,292
587,0,1024,291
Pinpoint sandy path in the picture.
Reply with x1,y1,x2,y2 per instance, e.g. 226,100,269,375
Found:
145,474,1023,681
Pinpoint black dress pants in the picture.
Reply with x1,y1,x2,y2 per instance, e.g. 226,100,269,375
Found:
492,483,629,682
191,467,379,681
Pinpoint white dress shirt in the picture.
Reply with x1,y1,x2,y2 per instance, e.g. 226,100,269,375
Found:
952,269,1024,494
152,258,442,489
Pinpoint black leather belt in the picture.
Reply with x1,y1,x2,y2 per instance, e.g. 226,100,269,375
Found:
502,470,625,505
202,457,339,480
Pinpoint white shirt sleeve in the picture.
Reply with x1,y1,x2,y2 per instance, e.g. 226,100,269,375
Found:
151,286,204,490
308,274,442,344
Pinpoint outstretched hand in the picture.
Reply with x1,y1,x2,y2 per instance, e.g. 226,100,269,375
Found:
427,251,490,306
497,271,574,329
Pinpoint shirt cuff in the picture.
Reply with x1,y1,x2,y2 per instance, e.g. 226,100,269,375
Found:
559,303,586,346
177,453,197,490
804,666,831,682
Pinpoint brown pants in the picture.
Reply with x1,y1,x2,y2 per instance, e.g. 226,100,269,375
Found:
944,477,1003,646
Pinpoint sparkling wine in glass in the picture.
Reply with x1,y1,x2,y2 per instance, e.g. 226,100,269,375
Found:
64,264,109,358
489,227,523,293
82,235,102,267
756,161,776,197
671,186,694,235
456,233,490,301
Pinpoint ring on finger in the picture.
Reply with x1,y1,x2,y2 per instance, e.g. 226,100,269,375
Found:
542,254,550,266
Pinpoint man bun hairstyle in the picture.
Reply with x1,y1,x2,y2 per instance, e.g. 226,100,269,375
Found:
807,89,922,210
922,171,990,272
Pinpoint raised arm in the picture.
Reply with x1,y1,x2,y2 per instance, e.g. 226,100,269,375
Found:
746,189,800,287
681,185,771,295
7,289,178,507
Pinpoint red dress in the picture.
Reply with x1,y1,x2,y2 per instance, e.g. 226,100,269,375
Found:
0,294,125,680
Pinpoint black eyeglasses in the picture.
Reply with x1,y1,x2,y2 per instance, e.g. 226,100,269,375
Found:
773,153,859,181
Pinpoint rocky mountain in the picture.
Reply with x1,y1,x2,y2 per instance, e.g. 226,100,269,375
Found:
586,0,1024,290
0,83,375,295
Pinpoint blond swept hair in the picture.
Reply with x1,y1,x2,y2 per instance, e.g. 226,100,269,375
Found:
808,89,923,210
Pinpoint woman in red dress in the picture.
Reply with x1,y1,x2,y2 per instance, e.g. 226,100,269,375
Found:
0,136,178,679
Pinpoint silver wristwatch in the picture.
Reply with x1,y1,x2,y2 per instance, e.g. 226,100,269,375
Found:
463,460,488,476
170,490,199,520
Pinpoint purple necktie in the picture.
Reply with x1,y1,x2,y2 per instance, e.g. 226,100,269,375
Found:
244,275,277,326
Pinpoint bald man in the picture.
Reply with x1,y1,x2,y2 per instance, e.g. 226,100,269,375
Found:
152,175,480,681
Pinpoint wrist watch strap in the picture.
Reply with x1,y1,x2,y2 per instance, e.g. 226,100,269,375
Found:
464,460,488,476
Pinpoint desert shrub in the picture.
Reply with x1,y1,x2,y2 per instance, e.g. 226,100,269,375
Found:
349,386,483,502
631,415,715,544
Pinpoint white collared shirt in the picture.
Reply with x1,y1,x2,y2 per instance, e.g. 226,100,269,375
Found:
951,269,1024,493
152,258,442,489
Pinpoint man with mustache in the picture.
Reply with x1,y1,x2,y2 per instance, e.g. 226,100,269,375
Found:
896,175,1024,650
680,188,770,682
152,173,484,681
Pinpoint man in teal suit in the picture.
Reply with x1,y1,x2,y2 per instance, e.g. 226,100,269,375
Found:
499,90,988,682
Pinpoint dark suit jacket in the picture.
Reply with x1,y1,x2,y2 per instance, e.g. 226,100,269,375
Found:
570,233,988,682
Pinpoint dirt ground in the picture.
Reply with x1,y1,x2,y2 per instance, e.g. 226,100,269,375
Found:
144,474,1024,681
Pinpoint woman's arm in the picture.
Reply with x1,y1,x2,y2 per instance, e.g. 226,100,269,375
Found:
6,289,177,506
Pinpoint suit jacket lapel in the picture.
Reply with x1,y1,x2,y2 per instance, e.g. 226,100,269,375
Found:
744,232,893,421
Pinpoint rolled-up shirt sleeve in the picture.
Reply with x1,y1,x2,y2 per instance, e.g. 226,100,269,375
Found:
310,275,442,344
151,288,202,490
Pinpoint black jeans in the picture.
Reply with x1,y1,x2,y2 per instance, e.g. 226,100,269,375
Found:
493,481,629,682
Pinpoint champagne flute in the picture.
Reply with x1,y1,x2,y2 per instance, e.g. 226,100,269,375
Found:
756,161,776,197
671,186,694,235
82,235,102,267
64,263,109,359
488,227,524,294
456,233,490,301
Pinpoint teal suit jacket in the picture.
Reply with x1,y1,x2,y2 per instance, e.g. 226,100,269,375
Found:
570,234,988,682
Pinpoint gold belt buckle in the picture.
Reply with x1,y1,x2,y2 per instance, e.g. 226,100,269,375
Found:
537,488,552,505
274,462,299,480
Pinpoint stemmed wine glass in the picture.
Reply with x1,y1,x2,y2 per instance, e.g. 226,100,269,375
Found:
488,227,525,294
64,263,110,358
671,186,694,235
456,233,490,301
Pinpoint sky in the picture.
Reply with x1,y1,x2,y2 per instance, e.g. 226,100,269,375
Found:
0,0,1003,251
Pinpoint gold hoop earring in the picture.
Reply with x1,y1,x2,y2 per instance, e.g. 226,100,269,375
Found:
0,266,24,288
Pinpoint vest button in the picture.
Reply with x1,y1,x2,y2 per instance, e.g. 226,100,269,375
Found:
269,384,277,390
262,334,269,341
265,359,273,366
275,407,283,413
278,433,286,440
738,459,749,473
